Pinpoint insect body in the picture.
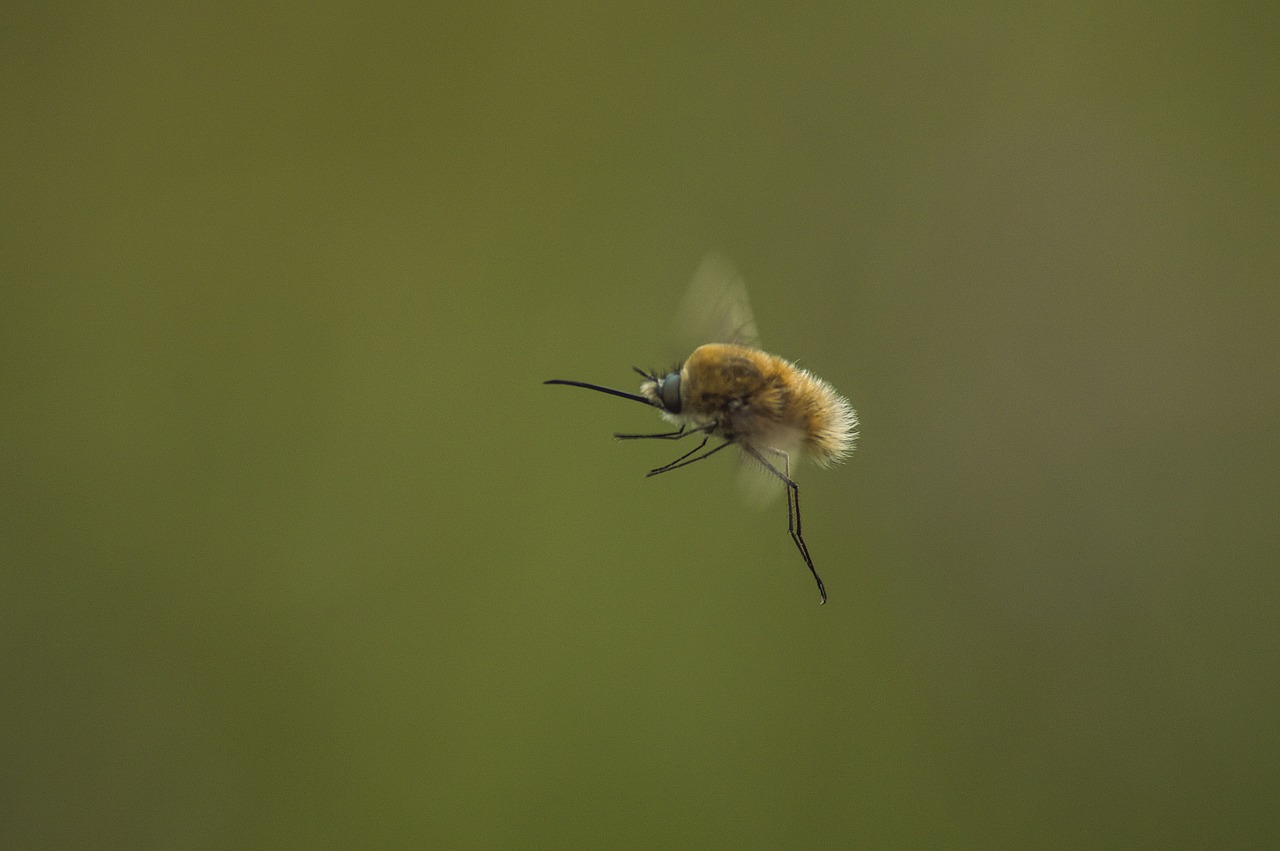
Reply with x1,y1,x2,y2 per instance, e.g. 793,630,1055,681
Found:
641,342,856,468
545,255,858,603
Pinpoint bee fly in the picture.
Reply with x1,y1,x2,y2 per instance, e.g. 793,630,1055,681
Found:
545,254,858,604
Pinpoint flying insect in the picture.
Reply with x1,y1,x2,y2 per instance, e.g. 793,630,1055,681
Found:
545,254,858,603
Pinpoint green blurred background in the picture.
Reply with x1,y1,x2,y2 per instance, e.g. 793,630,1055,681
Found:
4,2,1277,847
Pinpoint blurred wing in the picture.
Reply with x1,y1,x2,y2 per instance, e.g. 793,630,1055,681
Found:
734,428,805,509
674,252,762,349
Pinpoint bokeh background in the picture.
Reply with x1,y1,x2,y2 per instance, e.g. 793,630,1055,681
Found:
4,2,1277,847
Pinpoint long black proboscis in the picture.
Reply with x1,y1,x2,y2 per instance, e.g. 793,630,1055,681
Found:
544,379,652,406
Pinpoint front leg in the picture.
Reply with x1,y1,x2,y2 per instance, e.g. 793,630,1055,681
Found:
614,422,714,441
614,424,689,440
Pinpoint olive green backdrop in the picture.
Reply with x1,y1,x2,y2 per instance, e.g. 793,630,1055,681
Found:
4,2,1277,848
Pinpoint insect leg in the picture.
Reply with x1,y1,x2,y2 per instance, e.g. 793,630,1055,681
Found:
646,437,734,477
616,423,719,441
646,436,708,474
615,424,691,440
743,445,827,604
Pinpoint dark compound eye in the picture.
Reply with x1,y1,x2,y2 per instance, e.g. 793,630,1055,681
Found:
659,372,682,413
